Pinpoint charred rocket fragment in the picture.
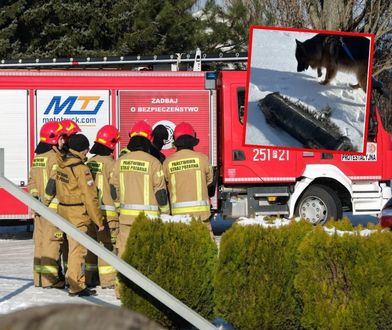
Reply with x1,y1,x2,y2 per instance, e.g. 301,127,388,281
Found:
258,92,355,151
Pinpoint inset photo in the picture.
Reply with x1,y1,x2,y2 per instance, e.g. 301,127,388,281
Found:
245,26,374,153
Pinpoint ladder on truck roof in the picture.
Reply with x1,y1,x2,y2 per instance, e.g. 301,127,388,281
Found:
0,48,248,71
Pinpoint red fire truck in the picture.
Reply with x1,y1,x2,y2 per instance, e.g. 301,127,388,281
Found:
0,53,390,224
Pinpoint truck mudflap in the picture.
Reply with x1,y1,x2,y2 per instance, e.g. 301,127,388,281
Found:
258,92,354,151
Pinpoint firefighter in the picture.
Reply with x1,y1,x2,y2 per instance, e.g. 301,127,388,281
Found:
28,121,66,288
109,121,169,257
163,122,215,236
45,119,83,286
86,125,120,289
55,133,104,296
150,124,169,163
58,120,98,286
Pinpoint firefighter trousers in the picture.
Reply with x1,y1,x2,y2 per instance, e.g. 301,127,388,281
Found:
96,221,117,288
117,222,134,258
62,236,68,276
85,221,118,288
115,221,135,299
85,224,99,287
40,220,65,287
66,224,88,294
33,215,43,287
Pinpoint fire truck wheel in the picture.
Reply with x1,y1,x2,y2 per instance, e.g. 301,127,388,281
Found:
295,184,343,225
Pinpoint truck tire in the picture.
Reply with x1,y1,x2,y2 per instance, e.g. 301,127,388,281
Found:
295,184,343,224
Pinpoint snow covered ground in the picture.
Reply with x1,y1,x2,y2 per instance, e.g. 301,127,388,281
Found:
0,213,376,315
246,28,369,152
0,226,120,316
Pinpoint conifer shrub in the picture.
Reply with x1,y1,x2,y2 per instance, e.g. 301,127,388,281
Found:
119,214,218,329
295,225,392,329
214,220,312,330
325,216,382,231
326,217,356,230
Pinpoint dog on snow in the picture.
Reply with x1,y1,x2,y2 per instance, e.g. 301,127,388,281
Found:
295,34,370,92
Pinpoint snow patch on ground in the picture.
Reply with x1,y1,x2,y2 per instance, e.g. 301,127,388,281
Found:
151,214,193,224
0,230,120,315
236,215,379,236
237,215,294,227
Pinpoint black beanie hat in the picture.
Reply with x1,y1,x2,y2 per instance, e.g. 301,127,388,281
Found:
90,142,113,156
34,142,53,154
152,125,169,141
152,124,169,151
173,135,199,149
127,136,151,153
68,134,90,152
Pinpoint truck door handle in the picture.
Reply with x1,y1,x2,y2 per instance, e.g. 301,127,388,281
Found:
233,150,245,161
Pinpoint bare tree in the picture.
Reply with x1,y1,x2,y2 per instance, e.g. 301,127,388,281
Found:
264,0,311,28
304,0,392,76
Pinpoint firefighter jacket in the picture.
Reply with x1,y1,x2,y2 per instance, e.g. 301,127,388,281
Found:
163,149,213,221
56,149,103,228
86,154,118,221
44,146,63,209
28,148,59,203
110,150,169,224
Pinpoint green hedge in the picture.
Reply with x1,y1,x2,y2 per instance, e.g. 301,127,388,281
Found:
295,225,392,330
325,216,381,231
119,215,217,329
214,220,313,330
119,216,392,329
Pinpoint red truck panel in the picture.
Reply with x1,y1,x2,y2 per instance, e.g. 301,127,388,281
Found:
118,90,211,158
219,71,297,184
0,188,30,219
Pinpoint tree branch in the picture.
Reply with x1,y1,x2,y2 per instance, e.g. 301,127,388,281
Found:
373,63,392,76
306,0,323,28
351,0,370,30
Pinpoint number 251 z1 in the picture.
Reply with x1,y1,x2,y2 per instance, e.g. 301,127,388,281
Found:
252,148,289,161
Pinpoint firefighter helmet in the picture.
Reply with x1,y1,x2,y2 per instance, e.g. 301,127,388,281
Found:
39,121,65,145
61,119,81,136
173,122,197,140
129,121,152,140
95,125,120,150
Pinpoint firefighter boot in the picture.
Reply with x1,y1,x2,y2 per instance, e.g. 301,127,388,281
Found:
69,287,97,297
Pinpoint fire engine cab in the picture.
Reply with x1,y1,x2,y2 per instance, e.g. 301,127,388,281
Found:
0,52,390,224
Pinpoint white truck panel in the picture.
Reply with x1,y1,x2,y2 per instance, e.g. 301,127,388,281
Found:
36,90,111,151
0,90,28,185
